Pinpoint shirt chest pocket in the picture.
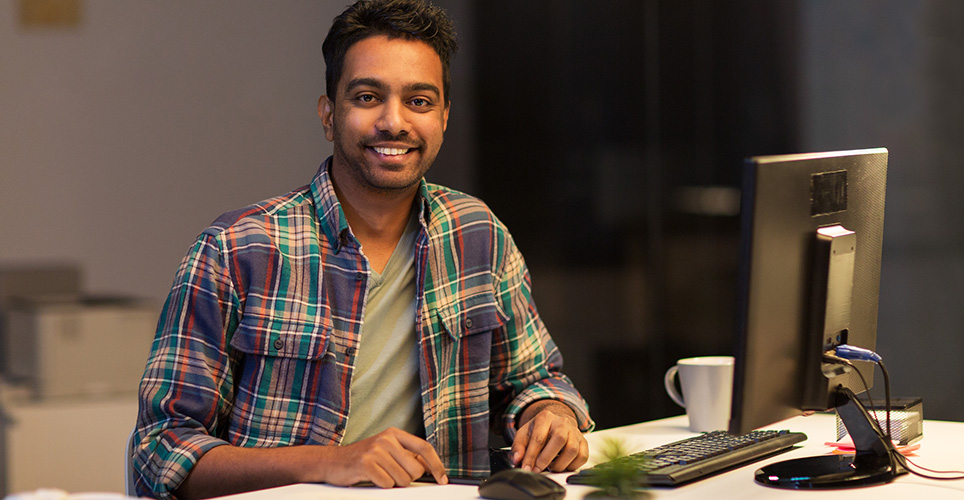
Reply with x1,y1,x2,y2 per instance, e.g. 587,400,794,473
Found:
226,310,333,445
436,292,508,341
429,292,508,419
231,311,333,360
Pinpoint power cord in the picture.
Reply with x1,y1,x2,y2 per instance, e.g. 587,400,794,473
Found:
896,454,964,481
829,345,964,481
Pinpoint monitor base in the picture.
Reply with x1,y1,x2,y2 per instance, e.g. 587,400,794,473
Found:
755,454,899,489
754,385,906,489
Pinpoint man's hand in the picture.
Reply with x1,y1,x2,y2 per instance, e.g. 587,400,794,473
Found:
323,427,448,487
176,427,447,499
511,400,588,473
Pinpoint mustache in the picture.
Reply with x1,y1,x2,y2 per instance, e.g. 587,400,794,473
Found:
362,131,424,149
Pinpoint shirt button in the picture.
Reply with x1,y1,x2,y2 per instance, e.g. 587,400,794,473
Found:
346,347,357,356
464,318,474,329
335,423,345,433
273,338,284,350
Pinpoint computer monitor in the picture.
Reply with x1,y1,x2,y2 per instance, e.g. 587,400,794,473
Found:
729,148,904,488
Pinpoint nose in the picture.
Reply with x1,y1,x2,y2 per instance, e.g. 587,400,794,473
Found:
375,97,411,136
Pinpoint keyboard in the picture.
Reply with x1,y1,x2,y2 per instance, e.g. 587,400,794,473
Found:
567,429,807,487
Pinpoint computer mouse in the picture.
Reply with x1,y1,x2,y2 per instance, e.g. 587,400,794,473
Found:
478,468,566,500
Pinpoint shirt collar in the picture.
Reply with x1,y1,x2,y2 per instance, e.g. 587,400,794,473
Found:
309,156,432,252
309,157,352,252
415,178,432,231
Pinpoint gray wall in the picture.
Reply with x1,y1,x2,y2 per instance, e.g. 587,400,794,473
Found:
2,2,334,299
0,1,475,300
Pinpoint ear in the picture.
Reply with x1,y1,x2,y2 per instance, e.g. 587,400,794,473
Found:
442,101,451,133
318,95,334,142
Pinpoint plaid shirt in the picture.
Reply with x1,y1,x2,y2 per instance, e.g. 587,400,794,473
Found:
134,159,594,499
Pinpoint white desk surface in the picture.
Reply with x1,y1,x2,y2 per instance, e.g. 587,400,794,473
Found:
214,413,964,500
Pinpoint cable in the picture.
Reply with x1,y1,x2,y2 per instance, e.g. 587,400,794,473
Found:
829,346,964,481
868,358,964,480
897,454,964,481
876,359,892,441
835,344,882,362
822,352,879,426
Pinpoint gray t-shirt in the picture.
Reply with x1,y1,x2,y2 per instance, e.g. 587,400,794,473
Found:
341,214,424,444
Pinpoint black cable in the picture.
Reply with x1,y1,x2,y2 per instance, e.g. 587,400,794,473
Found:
874,360,964,481
823,353,879,427
829,350,964,481
876,360,892,440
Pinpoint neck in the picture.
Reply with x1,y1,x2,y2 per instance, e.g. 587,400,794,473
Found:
329,164,420,273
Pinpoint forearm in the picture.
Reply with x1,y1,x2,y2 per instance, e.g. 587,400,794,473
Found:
174,427,449,499
175,444,332,500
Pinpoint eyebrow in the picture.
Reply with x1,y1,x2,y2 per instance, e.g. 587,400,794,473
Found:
343,77,441,99
406,82,442,98
343,77,384,95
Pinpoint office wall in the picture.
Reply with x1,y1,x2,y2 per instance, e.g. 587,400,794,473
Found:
0,1,476,301
0,1,334,300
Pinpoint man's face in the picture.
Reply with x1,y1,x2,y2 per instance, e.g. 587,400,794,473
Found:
320,35,450,194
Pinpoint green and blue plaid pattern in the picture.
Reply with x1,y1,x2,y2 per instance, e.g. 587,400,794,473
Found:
133,159,593,499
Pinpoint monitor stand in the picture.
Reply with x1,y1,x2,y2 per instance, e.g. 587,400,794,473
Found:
754,386,906,489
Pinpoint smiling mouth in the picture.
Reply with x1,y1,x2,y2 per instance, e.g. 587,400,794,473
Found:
371,146,413,156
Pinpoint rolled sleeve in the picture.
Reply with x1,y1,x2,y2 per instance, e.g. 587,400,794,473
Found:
135,429,228,499
133,232,239,499
501,375,595,441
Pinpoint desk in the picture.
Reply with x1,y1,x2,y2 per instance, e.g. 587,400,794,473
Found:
215,414,964,500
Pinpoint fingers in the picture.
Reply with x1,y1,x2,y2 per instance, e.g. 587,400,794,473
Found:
393,431,448,485
518,413,552,471
550,434,589,472
333,428,448,488
512,410,588,473
359,448,412,488
510,428,529,468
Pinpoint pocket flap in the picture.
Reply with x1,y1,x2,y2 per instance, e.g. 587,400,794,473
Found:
437,292,507,340
231,312,332,359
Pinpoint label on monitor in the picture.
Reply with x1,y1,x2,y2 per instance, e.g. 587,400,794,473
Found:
811,170,848,216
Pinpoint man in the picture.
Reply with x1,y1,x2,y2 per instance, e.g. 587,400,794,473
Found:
133,1,593,498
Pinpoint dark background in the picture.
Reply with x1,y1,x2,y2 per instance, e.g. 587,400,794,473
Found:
430,0,964,429
473,0,798,428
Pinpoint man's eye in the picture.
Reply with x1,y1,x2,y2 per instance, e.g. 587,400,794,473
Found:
411,98,430,107
358,94,377,103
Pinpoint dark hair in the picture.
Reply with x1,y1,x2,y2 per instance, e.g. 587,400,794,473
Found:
323,0,458,102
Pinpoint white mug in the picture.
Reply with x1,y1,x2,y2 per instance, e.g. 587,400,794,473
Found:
664,356,734,432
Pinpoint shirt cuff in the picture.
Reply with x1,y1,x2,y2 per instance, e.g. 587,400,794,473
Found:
139,429,229,500
501,379,595,442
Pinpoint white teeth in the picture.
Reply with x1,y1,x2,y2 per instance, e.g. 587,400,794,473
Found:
373,146,409,156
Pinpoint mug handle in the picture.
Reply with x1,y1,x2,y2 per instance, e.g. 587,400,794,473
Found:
664,365,686,408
